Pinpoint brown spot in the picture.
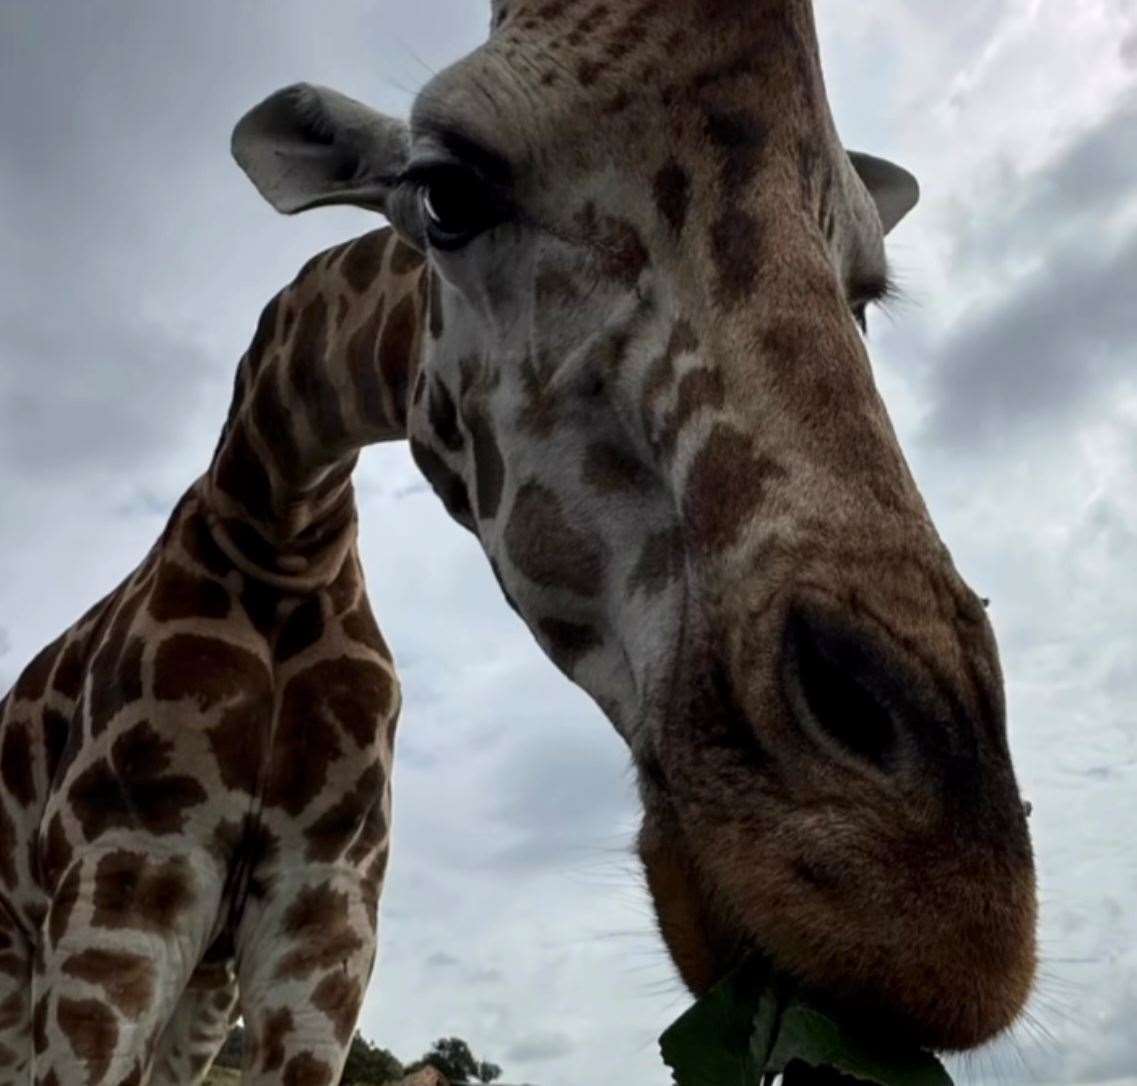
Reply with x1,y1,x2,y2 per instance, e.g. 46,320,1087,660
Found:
275,885,363,980
653,159,691,235
629,527,685,596
13,637,64,703
505,481,607,596
213,419,275,523
153,633,269,710
410,439,474,527
704,107,769,194
683,426,787,554
0,805,15,890
69,723,208,842
57,997,117,1085
339,230,388,294
341,602,390,656
539,619,602,667
347,295,387,432
250,366,304,484
710,209,762,307
91,850,195,933
62,949,154,1019
41,813,74,892
346,783,390,867
379,293,418,430
466,406,506,521
583,442,653,494
89,637,144,741
52,639,85,700
206,702,268,797
311,971,362,1044
578,205,648,287
1,721,33,807
260,1007,293,1073
428,269,444,339
428,379,464,452
42,708,71,784
85,578,149,735
275,597,325,664
264,656,392,815
290,295,347,447
304,765,384,863
148,561,230,623
283,1053,334,1086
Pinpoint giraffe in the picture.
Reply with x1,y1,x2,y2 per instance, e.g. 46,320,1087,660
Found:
0,232,424,1084
0,1,1038,1083
230,0,1037,1054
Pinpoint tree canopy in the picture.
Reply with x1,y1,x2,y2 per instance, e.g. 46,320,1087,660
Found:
406,1037,503,1084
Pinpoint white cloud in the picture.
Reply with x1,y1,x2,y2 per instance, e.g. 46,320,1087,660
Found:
2,3,1134,1084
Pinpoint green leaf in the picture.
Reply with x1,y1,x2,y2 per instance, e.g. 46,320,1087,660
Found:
660,963,774,1086
762,1003,953,1086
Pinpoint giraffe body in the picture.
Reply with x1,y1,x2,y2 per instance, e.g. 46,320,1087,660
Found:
0,230,422,1085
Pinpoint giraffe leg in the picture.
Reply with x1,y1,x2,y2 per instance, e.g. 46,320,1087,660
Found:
235,868,377,1086
148,958,239,1086
0,904,33,1081
32,848,224,1086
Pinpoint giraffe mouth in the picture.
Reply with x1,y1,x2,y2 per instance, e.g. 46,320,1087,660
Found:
636,636,1037,1052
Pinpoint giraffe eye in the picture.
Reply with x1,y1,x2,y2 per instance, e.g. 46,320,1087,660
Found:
416,165,503,251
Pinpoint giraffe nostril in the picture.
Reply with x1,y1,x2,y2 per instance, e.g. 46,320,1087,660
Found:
783,605,902,773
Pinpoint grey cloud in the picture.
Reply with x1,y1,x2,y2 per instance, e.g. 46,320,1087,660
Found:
0,308,223,478
948,92,1137,277
487,726,637,872
920,225,1137,451
1016,94,1137,230
425,951,461,969
1122,28,1137,68
504,1031,576,1064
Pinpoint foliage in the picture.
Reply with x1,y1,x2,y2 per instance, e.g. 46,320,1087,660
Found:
660,961,953,1086
406,1037,503,1083
341,1031,405,1084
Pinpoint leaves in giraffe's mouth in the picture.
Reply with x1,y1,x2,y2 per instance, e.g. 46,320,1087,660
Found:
659,959,954,1086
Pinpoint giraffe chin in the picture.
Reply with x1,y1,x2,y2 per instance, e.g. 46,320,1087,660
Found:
637,798,1037,1054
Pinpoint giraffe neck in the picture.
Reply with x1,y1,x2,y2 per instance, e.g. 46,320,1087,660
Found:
204,227,426,591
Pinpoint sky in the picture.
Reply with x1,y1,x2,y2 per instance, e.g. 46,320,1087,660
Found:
1,2,1135,1084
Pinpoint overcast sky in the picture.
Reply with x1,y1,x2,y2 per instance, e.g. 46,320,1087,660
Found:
1,2,1135,1084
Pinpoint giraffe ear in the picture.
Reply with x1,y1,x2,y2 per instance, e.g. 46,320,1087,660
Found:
232,83,409,215
848,152,920,235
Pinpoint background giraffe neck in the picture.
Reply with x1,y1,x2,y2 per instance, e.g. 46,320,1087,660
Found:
204,227,426,589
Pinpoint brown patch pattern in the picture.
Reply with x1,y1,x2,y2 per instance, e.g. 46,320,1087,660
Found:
91,850,195,933
683,425,788,554
56,997,117,1085
505,481,606,596
61,949,155,1019
69,723,208,841
275,885,363,980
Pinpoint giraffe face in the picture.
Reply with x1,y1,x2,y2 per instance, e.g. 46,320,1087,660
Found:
233,0,1036,1053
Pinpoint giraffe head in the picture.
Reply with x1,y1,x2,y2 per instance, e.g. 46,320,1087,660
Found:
233,0,1036,1051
